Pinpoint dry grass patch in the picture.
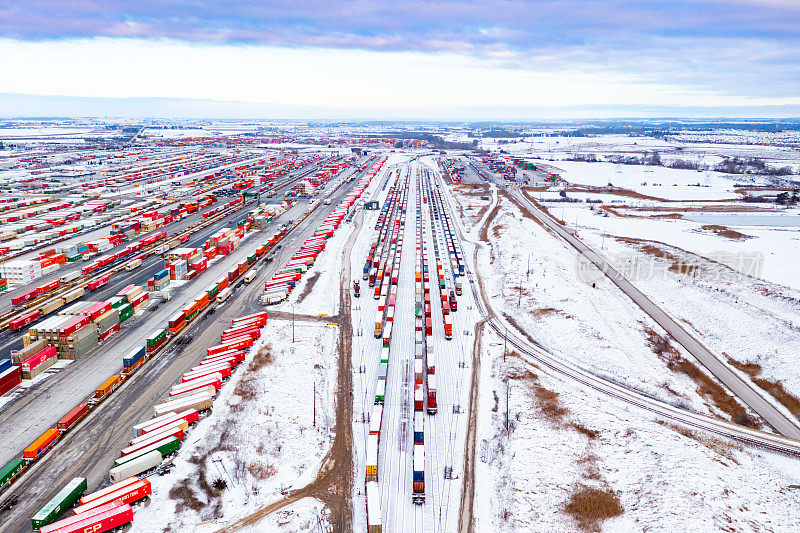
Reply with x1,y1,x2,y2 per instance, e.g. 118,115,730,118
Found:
644,328,760,428
700,224,753,241
728,358,800,419
655,420,742,463
491,223,506,238
564,486,624,532
250,344,274,372
615,236,699,275
531,307,565,318
248,461,277,480
295,272,320,304
478,201,503,242
534,384,570,425
169,479,205,513
571,423,600,440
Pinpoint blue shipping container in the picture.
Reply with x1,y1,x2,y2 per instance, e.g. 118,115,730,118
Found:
122,346,146,368
0,359,11,373
413,470,424,482
154,269,169,281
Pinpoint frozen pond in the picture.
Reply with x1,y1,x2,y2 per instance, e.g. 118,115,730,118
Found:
686,214,800,227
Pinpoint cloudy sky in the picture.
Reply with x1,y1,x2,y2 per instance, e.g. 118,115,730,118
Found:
0,0,798,118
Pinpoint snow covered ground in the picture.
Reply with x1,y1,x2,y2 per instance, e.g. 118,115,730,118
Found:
548,200,800,291
473,330,800,532
451,185,744,421
130,320,339,531
570,211,800,409
445,170,800,533
532,160,748,200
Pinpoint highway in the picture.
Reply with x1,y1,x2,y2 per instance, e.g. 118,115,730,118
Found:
0,159,368,533
437,157,800,454
504,184,800,439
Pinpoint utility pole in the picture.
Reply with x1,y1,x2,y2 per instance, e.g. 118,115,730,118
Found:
503,326,508,362
526,253,531,282
505,377,510,438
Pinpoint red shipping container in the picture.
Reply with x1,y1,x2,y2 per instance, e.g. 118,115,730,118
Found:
115,284,137,297
200,353,243,368
77,479,151,511
21,346,57,372
9,310,41,331
170,376,222,397
11,288,38,306
81,301,112,321
222,323,262,338
190,259,207,272
202,349,245,364
87,275,110,290
57,403,89,431
130,292,149,307
0,366,22,396
99,323,120,342
184,363,231,381
59,315,91,337
206,337,252,357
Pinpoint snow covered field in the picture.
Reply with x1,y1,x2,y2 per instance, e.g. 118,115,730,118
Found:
538,160,746,200
447,169,800,533
131,320,339,531
473,330,800,532
452,185,744,421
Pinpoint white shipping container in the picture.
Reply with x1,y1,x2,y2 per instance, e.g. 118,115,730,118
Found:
108,450,162,483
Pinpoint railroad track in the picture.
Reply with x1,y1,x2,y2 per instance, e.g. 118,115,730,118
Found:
0,202,247,332
432,157,800,457
0,157,332,332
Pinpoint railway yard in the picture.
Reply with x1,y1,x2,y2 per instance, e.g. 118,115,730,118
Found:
1,121,800,532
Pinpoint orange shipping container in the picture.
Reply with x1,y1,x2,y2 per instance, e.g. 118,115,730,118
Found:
24,428,59,459
95,374,122,399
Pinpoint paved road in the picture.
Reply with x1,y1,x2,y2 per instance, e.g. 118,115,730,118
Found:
0,163,366,533
499,180,800,440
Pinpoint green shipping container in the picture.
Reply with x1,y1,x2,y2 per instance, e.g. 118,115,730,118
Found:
206,284,218,298
0,457,25,489
186,309,198,322
114,437,179,467
67,254,82,262
31,477,87,529
118,304,134,323
247,253,257,264
0,284,7,293
147,328,167,347
439,279,446,289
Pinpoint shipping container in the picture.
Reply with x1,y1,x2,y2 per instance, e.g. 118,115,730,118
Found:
75,479,150,513
24,428,60,460
57,404,89,432
31,477,88,530
0,457,25,489
40,503,133,533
